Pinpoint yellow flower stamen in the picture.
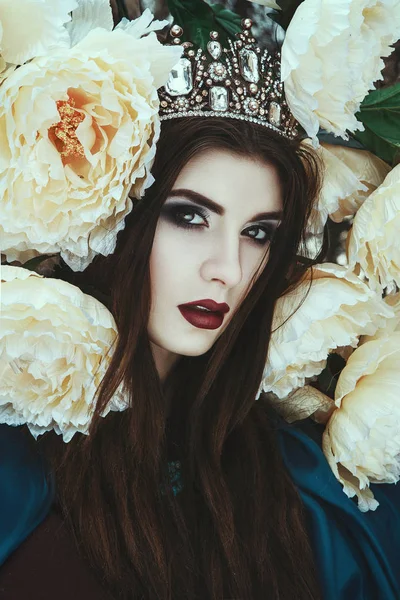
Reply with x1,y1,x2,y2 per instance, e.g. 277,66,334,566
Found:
49,98,85,162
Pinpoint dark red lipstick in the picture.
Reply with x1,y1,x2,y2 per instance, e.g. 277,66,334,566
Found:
178,299,230,330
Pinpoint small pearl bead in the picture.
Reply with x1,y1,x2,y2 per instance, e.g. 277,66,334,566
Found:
170,25,183,37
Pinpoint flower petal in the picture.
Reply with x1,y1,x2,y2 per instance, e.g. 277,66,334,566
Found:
304,140,366,232
0,266,129,441
360,292,400,343
323,333,400,511
0,0,77,64
305,140,390,232
66,0,114,47
247,0,281,8
347,163,400,293
326,144,391,222
0,23,182,272
282,0,400,141
258,263,394,398
115,8,170,38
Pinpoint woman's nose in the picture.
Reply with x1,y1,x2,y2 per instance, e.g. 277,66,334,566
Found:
200,237,243,288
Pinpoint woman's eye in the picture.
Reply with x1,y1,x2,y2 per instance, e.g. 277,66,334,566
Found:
245,225,275,245
176,209,206,227
163,203,210,229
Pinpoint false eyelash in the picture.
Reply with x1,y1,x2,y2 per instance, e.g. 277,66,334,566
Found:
161,202,276,245
245,224,277,246
161,203,210,229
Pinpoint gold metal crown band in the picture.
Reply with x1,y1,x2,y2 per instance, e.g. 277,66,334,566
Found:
158,18,299,139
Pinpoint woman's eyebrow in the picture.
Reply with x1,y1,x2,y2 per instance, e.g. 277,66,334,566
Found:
168,188,283,222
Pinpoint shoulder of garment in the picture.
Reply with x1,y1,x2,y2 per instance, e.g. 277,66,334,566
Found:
274,414,400,600
0,424,54,566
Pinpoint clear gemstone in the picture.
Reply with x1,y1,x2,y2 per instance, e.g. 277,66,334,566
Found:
269,101,281,126
164,58,193,96
207,40,222,60
248,99,259,112
210,86,228,111
239,49,259,83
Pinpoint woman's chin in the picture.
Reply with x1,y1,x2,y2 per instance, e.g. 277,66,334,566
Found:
166,341,214,357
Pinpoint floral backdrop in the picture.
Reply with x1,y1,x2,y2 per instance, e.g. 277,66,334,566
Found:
0,0,400,512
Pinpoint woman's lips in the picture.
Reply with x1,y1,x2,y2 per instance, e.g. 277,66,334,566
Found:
178,306,225,330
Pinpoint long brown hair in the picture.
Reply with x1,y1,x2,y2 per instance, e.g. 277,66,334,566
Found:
44,117,327,600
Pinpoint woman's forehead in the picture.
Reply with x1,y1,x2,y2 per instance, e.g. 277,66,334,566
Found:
172,148,283,216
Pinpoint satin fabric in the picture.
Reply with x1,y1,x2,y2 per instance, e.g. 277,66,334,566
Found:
277,417,400,600
0,424,54,565
1,419,399,599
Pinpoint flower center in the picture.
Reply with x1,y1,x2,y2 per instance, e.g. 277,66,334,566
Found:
48,98,85,163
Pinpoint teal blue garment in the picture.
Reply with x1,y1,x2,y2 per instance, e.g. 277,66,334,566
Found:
1,419,399,599
276,417,400,600
167,415,400,598
0,424,54,566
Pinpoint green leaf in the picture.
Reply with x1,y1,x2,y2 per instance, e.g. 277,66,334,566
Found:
353,83,400,166
209,4,242,38
166,0,241,49
360,83,400,107
317,131,365,150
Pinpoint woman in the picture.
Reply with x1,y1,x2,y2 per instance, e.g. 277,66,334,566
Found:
1,6,400,598
1,114,400,600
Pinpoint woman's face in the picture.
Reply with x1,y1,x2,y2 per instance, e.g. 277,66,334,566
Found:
148,148,283,377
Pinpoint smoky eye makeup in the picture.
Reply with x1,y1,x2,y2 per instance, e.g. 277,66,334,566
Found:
160,201,210,229
161,199,280,245
244,222,279,245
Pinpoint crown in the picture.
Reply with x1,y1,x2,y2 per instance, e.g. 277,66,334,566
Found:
158,18,299,139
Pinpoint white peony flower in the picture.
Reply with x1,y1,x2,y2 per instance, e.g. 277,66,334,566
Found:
0,0,77,68
66,2,172,46
115,11,173,38
360,292,400,342
305,140,366,233
324,144,391,223
0,266,129,442
385,292,400,320
0,12,182,272
281,0,400,141
347,163,400,294
257,263,394,399
0,22,5,74
305,140,391,233
323,332,400,511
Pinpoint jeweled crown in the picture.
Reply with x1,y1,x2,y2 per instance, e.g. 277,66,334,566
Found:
158,18,299,139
